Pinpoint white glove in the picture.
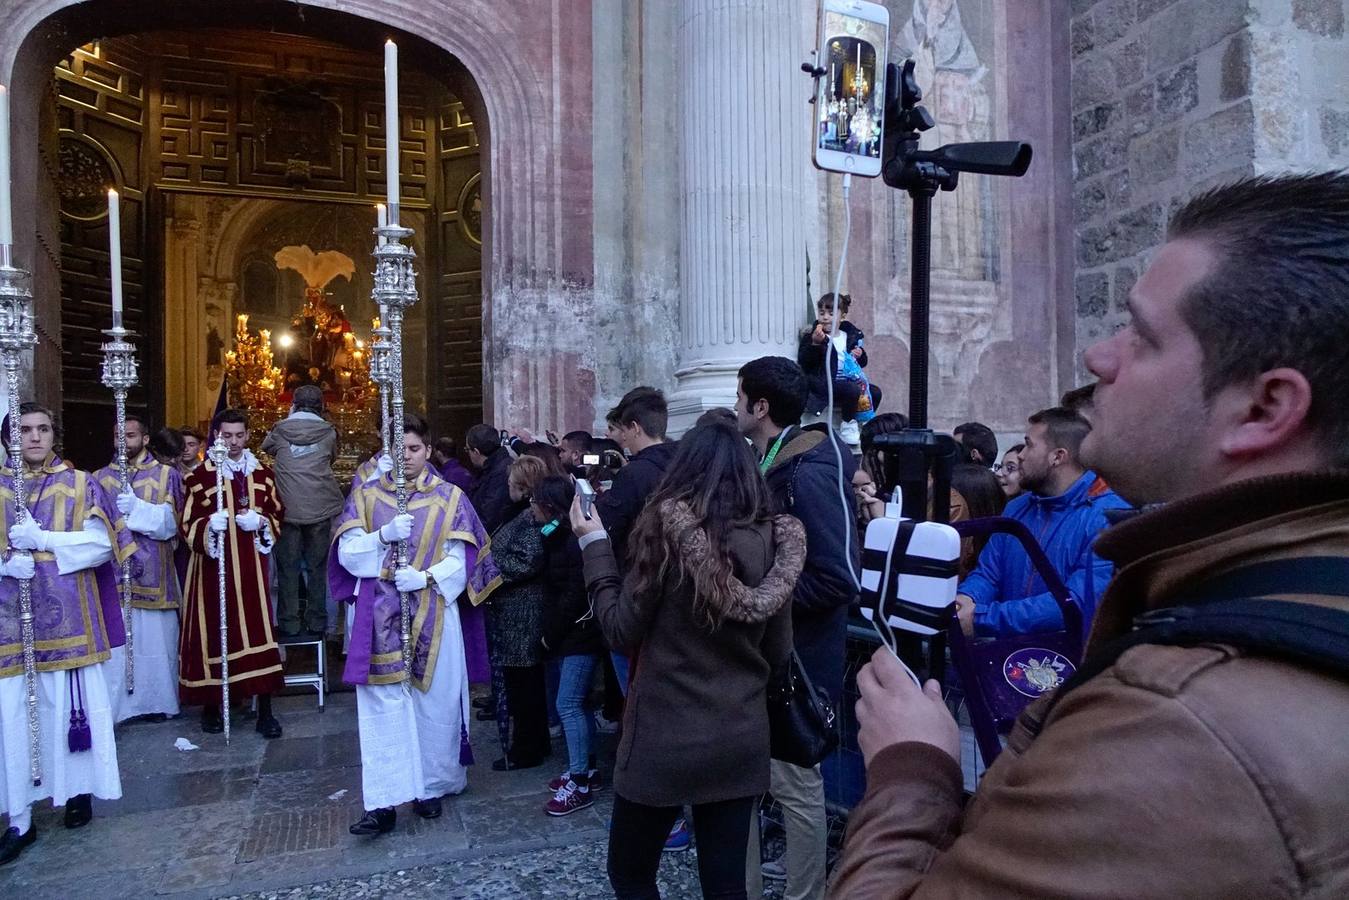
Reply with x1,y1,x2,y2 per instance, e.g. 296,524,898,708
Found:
393,567,428,592
1,554,35,580
209,510,230,534
8,518,50,552
236,509,262,533
377,453,394,474
379,513,414,544
115,490,136,517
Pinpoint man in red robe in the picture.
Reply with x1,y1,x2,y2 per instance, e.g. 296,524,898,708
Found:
179,409,285,738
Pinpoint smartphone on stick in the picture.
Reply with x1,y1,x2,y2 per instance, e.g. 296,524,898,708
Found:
576,478,596,520
813,0,889,177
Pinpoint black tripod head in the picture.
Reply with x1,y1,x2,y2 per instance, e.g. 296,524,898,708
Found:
881,59,1031,196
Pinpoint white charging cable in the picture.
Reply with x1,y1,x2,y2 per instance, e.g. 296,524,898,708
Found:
825,172,861,593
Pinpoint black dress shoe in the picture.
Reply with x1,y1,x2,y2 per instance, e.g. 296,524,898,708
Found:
63,794,92,829
472,694,495,710
0,825,36,865
412,797,443,819
201,706,224,734
255,714,283,739
349,807,396,835
475,706,497,721
492,753,546,772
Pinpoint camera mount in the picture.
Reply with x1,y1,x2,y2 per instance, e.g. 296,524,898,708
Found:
873,59,1031,522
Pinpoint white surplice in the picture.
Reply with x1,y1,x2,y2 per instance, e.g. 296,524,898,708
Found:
338,529,471,810
1,517,122,831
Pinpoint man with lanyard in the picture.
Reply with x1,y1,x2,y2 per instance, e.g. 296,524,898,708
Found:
736,357,859,900
97,413,185,722
179,409,285,738
330,413,500,835
0,403,135,864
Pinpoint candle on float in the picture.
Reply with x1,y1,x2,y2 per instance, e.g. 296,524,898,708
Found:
376,202,387,246
108,188,124,330
384,40,400,226
0,85,12,250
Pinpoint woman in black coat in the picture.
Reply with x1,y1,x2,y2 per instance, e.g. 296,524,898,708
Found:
570,421,806,900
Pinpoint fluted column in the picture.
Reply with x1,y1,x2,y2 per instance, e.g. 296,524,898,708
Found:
667,0,809,433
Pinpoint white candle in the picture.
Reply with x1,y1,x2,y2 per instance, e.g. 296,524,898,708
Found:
376,202,387,246
108,188,123,330
0,85,12,248
384,40,400,226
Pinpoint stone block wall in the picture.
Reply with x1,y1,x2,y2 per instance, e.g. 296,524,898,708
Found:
1070,0,1349,378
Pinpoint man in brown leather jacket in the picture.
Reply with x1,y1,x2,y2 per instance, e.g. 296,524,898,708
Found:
831,173,1349,898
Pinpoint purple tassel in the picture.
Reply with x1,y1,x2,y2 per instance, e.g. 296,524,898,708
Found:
459,722,475,767
68,670,92,753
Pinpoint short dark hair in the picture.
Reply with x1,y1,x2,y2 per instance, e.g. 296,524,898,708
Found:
150,426,185,460
694,407,737,428
1006,442,1025,456
737,357,808,428
179,427,204,442
953,422,998,468
212,408,248,431
1169,172,1349,465
434,436,458,457
403,412,430,441
607,387,667,439
1027,407,1091,463
817,292,851,313
533,474,575,519
2,401,59,448
465,423,500,456
124,413,152,434
561,430,593,449
1059,383,1096,414
292,384,324,414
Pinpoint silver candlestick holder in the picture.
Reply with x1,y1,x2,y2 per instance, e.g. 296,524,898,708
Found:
0,257,43,786
368,319,393,458
100,325,139,695
372,222,418,677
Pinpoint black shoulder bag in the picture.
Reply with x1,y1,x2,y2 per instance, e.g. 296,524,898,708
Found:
768,650,840,768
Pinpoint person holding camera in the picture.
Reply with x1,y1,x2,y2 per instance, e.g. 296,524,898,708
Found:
832,173,1349,898
571,420,806,899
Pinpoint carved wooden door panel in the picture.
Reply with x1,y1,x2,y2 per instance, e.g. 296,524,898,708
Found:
54,39,154,472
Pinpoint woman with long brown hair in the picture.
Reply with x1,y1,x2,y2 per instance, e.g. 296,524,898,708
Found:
570,419,806,900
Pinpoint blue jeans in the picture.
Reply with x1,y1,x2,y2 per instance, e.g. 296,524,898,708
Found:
611,651,630,697
557,654,600,774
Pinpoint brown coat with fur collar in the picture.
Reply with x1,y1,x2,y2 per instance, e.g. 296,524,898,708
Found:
583,503,807,807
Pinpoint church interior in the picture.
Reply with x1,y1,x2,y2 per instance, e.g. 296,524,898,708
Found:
37,10,487,473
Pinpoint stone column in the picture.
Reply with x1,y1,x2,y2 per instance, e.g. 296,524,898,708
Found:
667,0,810,433
163,213,202,428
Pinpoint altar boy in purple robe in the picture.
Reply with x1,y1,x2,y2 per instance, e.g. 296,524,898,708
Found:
97,413,185,722
330,413,500,836
0,403,135,865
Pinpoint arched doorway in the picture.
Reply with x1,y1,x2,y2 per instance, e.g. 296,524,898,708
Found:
6,2,500,470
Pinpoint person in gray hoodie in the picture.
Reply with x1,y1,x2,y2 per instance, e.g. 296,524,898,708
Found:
262,385,345,638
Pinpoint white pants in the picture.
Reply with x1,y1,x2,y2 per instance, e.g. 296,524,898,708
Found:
106,609,181,722
356,605,470,810
1,662,122,832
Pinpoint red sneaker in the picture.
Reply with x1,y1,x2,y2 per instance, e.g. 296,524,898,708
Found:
545,780,595,817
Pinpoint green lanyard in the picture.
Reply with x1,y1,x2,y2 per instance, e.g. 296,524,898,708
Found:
758,428,790,475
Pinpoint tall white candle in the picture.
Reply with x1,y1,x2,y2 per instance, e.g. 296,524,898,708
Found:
376,202,387,246
384,40,400,226
0,85,12,248
108,188,123,330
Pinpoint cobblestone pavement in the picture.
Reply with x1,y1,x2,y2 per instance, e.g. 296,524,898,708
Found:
0,669,787,898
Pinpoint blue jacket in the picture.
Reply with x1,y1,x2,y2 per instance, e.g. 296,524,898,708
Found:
960,471,1129,639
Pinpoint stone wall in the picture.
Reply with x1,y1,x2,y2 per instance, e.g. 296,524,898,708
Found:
1070,0,1349,378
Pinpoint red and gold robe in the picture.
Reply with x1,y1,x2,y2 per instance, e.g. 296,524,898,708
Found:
178,455,284,705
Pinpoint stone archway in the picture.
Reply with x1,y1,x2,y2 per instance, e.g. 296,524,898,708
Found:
0,0,596,443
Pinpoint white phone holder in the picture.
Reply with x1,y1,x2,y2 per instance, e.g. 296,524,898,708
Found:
858,488,961,638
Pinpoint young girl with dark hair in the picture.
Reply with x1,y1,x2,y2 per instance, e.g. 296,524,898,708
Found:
570,420,807,899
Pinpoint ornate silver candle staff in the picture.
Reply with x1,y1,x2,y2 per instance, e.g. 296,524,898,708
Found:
369,312,392,459
100,325,138,695
207,435,232,743
0,251,43,786
372,223,418,676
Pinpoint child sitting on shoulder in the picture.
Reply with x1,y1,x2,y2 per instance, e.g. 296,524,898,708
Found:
797,292,883,445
